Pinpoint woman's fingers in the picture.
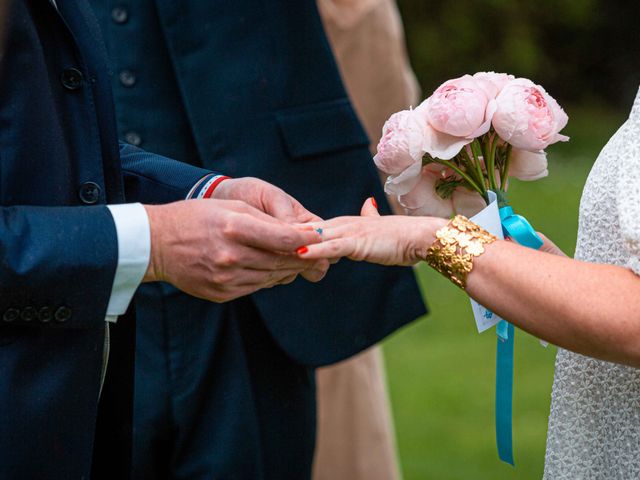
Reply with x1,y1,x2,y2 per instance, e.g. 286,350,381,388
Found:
297,217,355,232
361,197,380,217
537,232,569,257
298,238,356,260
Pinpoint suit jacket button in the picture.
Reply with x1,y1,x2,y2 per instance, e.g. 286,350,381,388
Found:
61,68,84,90
111,6,129,24
54,306,72,323
78,182,101,204
39,307,52,323
21,307,36,322
119,69,136,87
2,308,19,322
124,131,142,146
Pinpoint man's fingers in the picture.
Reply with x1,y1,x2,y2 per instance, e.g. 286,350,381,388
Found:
269,195,320,224
232,214,322,251
277,273,298,285
264,192,302,224
238,248,319,271
300,269,327,283
300,259,330,283
235,268,302,288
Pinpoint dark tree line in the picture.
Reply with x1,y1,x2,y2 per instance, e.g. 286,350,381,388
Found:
398,0,640,109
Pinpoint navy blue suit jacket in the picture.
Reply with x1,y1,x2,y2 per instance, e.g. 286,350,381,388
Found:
95,0,427,367
90,1,428,478
0,1,213,477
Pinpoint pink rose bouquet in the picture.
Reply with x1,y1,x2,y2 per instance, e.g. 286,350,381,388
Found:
374,72,570,467
374,72,568,215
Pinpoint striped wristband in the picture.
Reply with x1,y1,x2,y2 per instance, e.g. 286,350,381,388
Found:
186,174,231,200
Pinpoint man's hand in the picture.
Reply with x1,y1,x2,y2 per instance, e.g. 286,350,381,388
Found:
212,177,330,281
143,199,323,303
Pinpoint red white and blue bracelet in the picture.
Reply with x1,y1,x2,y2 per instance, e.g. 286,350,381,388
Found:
186,174,231,200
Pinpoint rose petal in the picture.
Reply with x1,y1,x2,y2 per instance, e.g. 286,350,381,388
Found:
493,78,569,151
398,167,455,218
384,161,424,195
468,98,497,138
374,109,427,175
423,126,473,160
424,75,492,138
509,149,549,181
472,72,515,98
552,133,570,144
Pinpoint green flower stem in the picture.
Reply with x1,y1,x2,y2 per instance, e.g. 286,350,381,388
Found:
459,148,486,194
474,150,486,190
486,136,499,192
481,137,490,166
500,144,513,190
470,139,491,189
432,158,484,195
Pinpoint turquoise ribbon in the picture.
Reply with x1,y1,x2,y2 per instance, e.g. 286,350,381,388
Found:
495,205,543,466
499,206,543,250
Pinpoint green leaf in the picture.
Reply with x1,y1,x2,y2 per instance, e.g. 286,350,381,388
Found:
435,176,464,199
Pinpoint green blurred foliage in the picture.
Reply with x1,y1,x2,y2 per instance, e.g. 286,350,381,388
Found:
398,0,640,109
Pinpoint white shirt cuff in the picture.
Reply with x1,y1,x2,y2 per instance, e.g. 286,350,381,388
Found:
105,203,151,322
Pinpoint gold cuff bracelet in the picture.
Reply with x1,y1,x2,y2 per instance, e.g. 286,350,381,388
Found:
424,215,497,289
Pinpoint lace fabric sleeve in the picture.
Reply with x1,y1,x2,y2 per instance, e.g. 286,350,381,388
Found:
617,88,640,275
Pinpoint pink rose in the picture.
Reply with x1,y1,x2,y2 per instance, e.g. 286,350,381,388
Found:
472,72,515,98
509,149,548,181
374,109,427,195
398,165,455,218
398,165,486,218
417,75,497,160
493,78,569,151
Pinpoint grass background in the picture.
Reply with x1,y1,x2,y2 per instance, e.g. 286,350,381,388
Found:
383,106,628,479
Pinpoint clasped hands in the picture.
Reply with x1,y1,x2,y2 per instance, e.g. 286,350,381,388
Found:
142,178,567,304
143,177,330,303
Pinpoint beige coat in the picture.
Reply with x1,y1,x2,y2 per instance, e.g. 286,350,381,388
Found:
313,1,420,480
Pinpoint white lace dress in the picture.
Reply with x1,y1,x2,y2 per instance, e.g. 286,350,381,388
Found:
543,88,640,479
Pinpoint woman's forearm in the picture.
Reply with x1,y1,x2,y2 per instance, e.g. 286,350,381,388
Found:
466,240,640,366
299,210,640,366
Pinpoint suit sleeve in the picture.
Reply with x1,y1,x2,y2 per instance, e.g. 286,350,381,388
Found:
119,142,220,203
0,205,118,329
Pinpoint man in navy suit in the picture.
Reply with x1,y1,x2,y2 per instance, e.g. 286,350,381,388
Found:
0,0,328,478
90,1,427,478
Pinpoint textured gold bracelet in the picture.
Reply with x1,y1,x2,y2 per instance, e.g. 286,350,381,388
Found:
424,215,497,289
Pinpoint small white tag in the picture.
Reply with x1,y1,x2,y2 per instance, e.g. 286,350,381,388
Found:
469,191,504,333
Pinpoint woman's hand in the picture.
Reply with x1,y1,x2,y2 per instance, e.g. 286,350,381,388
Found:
538,232,568,257
298,198,448,266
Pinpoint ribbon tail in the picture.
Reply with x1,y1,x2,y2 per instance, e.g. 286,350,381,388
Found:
496,319,509,341
493,202,543,467
496,321,515,465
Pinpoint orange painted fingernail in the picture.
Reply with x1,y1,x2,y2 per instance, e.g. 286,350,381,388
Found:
297,246,309,255
371,197,378,209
